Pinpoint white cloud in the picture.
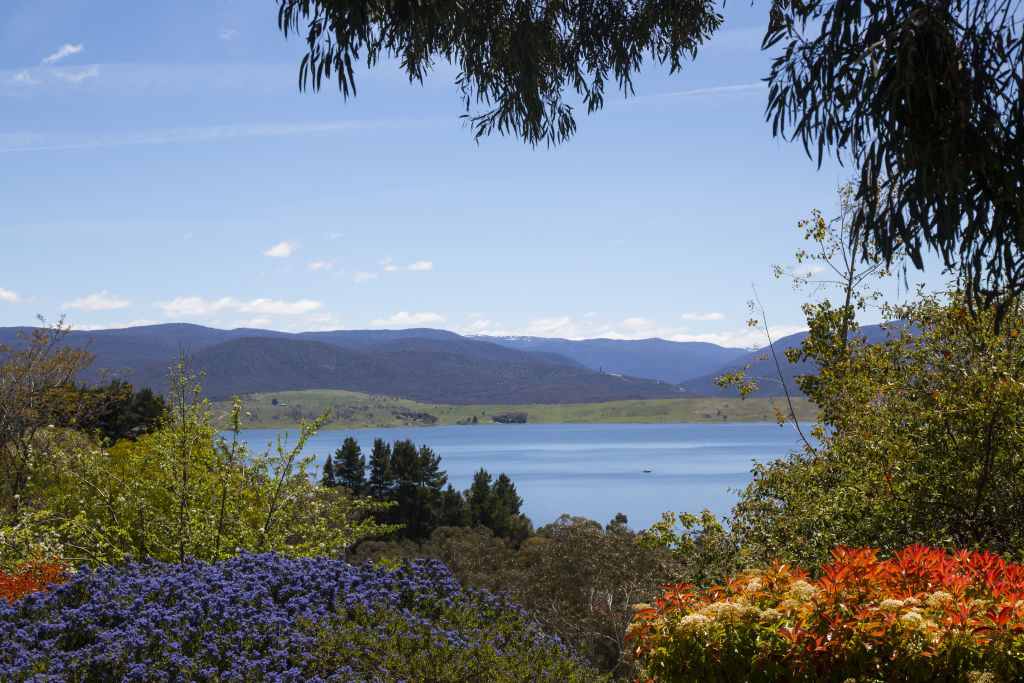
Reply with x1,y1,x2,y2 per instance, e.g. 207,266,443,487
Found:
0,117,446,154
454,314,805,348
264,240,297,258
228,317,272,328
306,312,343,330
671,325,809,350
625,82,767,107
469,312,484,318
235,298,321,315
378,257,434,272
455,316,603,339
521,316,592,338
353,272,378,283
371,311,446,327
62,290,132,310
155,296,233,317
69,318,162,331
455,316,603,340
11,70,39,85
308,260,334,271
53,65,99,83
681,312,725,321
42,43,83,65
307,312,340,325
153,295,321,318
323,231,342,239
219,29,236,41
0,286,24,302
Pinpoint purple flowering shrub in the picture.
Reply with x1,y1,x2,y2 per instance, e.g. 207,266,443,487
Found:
0,553,606,682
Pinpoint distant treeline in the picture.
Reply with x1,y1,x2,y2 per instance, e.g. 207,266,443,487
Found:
492,411,528,424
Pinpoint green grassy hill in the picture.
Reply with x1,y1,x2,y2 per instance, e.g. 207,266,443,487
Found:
212,389,816,430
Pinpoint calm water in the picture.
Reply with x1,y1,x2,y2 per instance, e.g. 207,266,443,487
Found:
237,423,804,530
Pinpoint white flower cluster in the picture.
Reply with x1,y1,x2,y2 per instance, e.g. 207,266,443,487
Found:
925,591,953,608
785,580,819,601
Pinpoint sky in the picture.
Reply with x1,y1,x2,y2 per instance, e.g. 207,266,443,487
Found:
0,1,952,350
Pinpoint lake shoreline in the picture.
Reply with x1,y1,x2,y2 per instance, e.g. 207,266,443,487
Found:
213,390,816,431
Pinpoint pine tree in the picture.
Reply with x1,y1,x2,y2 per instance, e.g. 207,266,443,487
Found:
334,437,366,494
321,453,336,487
417,444,447,491
385,440,450,540
467,469,495,529
389,440,423,537
390,440,420,486
491,473,531,545
465,469,530,545
366,438,393,499
439,484,468,527
492,474,522,516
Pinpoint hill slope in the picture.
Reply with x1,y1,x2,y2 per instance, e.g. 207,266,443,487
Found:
0,325,583,381
6,322,903,402
129,337,689,404
479,336,746,384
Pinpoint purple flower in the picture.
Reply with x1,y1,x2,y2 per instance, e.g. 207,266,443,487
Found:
0,555,603,682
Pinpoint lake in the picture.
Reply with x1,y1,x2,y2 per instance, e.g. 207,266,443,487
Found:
236,422,805,531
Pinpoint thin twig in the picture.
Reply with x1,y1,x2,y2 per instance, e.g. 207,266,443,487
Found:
752,287,817,455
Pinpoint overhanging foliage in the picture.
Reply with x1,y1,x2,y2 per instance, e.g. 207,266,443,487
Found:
765,0,1024,314
276,0,722,146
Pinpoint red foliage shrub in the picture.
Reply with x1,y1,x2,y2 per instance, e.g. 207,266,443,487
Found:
629,544,1024,682
0,557,70,603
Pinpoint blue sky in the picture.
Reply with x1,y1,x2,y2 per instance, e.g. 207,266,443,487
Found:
0,1,951,349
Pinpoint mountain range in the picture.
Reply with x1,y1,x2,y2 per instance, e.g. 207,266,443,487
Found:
0,322,891,403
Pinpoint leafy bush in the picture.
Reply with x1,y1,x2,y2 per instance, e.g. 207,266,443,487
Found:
506,515,676,677
348,515,675,678
3,362,395,567
1,318,94,512
0,553,606,682
0,556,68,603
639,509,739,589
730,288,1024,568
630,545,1024,682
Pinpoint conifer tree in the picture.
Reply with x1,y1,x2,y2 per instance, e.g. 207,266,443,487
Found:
465,469,530,545
385,441,449,540
467,469,495,529
321,453,336,487
439,484,468,527
390,440,420,487
492,474,522,517
491,473,531,545
417,445,447,492
366,438,393,499
334,437,366,494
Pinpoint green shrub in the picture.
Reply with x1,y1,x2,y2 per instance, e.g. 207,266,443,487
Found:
1,360,395,566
